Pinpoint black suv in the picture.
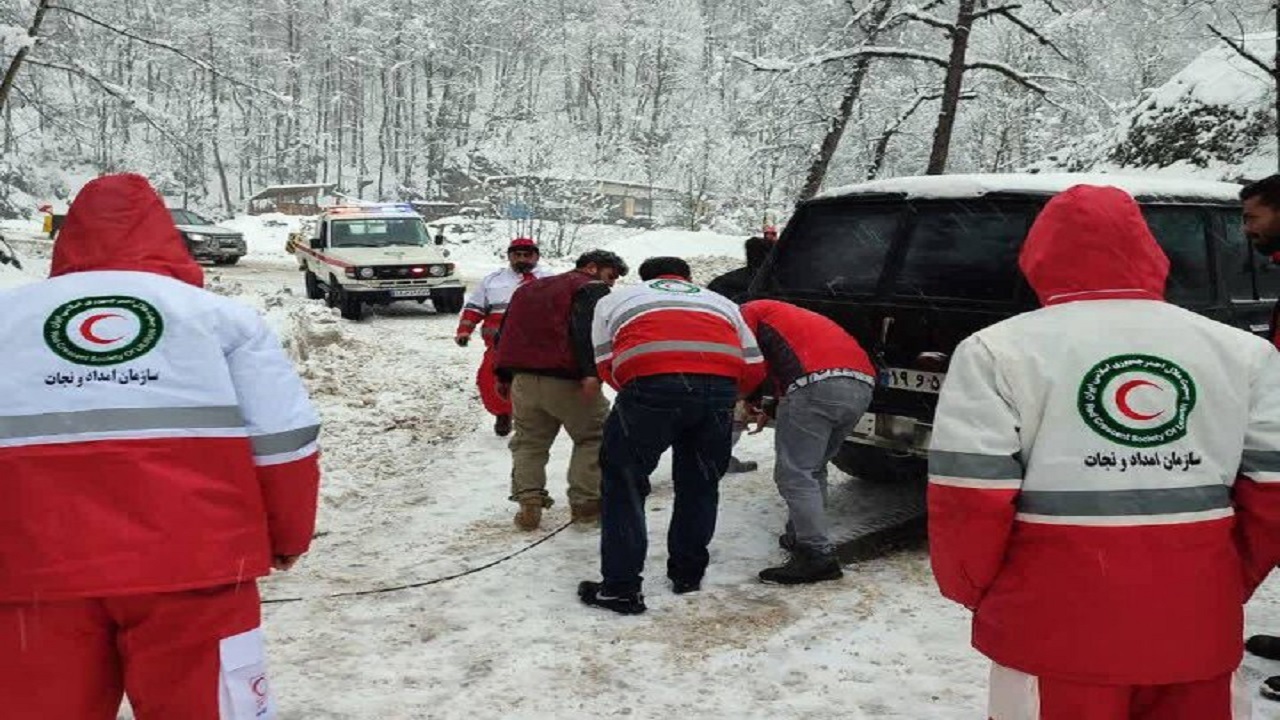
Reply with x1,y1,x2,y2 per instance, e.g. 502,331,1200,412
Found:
750,173,1269,481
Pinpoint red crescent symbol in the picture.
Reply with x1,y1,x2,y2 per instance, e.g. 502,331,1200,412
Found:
252,676,269,697
1116,379,1163,421
79,313,125,345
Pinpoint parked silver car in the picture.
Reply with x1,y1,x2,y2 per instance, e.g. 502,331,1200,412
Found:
168,208,246,266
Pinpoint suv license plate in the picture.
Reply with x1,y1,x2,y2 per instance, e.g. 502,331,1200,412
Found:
881,368,945,394
390,288,434,298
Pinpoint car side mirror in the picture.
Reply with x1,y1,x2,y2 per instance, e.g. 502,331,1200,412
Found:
434,233,445,246
309,237,324,249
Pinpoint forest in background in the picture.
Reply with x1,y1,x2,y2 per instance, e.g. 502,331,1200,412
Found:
0,0,1275,224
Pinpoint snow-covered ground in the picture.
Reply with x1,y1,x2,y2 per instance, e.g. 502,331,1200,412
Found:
5,215,1280,718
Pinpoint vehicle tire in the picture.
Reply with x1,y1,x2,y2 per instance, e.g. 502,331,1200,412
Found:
338,289,364,321
304,271,325,300
432,289,464,314
831,441,925,483
325,277,340,308
221,256,240,266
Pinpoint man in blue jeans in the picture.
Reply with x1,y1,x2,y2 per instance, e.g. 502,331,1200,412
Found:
578,257,764,614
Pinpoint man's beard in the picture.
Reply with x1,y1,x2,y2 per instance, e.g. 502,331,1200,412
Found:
512,261,536,273
1253,233,1280,256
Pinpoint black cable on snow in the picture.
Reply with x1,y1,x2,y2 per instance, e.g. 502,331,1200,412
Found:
262,520,573,605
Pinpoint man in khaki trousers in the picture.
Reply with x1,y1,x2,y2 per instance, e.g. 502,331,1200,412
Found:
493,250,629,530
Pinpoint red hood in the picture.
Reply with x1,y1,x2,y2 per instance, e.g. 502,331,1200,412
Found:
1018,184,1168,306
50,174,203,287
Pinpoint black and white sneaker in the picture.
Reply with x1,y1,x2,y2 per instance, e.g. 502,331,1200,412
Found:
725,457,758,474
578,581,646,615
1261,676,1280,702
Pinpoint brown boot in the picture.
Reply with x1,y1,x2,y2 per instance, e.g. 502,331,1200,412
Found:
514,500,543,531
571,500,601,525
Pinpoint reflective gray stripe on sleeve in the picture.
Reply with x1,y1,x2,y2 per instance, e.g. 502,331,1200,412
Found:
609,301,737,336
743,347,763,361
929,450,1023,480
1018,485,1230,517
463,303,484,311
593,342,613,358
489,302,508,312
613,341,744,367
0,406,246,441
1241,450,1280,474
251,425,320,456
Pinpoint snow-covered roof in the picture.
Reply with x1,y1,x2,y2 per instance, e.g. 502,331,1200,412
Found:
816,172,1243,203
249,183,338,199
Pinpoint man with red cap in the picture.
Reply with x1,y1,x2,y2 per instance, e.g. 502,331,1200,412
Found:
455,237,552,436
0,174,321,719
929,184,1280,718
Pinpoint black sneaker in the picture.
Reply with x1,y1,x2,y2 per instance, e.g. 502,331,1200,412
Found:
778,533,796,552
494,414,512,437
670,578,701,595
1262,676,1280,702
759,549,844,585
1248,634,1280,661
726,457,758,474
578,581,646,615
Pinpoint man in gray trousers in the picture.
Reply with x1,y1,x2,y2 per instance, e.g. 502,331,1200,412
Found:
740,299,877,584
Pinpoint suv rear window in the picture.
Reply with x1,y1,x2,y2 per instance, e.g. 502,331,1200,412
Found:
894,200,1033,302
1142,207,1212,305
769,204,900,296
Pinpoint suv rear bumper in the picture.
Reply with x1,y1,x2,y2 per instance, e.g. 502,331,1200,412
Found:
848,413,931,458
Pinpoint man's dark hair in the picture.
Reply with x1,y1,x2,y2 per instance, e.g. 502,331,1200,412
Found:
745,236,771,269
575,249,629,276
1241,175,1280,209
638,256,691,281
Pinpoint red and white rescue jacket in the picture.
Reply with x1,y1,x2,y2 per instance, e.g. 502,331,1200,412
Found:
0,174,321,601
456,266,551,345
929,185,1280,686
592,276,764,392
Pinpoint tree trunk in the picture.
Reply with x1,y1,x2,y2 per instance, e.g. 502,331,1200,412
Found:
796,0,893,202
0,0,54,115
927,0,977,175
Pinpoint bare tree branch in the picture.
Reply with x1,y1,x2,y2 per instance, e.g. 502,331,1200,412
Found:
972,4,1022,21
965,59,1051,93
736,45,1050,93
22,57,189,149
981,6,1070,61
46,4,291,103
1039,0,1063,14
891,8,957,34
1207,23,1274,77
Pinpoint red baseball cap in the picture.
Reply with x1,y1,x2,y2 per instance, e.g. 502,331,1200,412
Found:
508,237,539,254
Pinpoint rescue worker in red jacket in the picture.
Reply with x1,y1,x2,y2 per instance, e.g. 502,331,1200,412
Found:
493,249,629,530
0,174,321,720
1237,174,1280,700
929,184,1280,719
455,237,552,436
739,299,876,584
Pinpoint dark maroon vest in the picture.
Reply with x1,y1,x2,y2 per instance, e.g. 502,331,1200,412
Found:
494,270,595,377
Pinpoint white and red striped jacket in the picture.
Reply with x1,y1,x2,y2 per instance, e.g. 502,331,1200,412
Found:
456,266,550,344
0,174,321,601
929,185,1280,686
591,275,764,391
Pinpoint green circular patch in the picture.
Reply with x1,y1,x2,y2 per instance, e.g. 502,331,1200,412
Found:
1077,354,1197,448
43,296,164,366
649,279,700,294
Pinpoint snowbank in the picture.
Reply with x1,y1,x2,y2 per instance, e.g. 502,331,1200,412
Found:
1037,33,1277,180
